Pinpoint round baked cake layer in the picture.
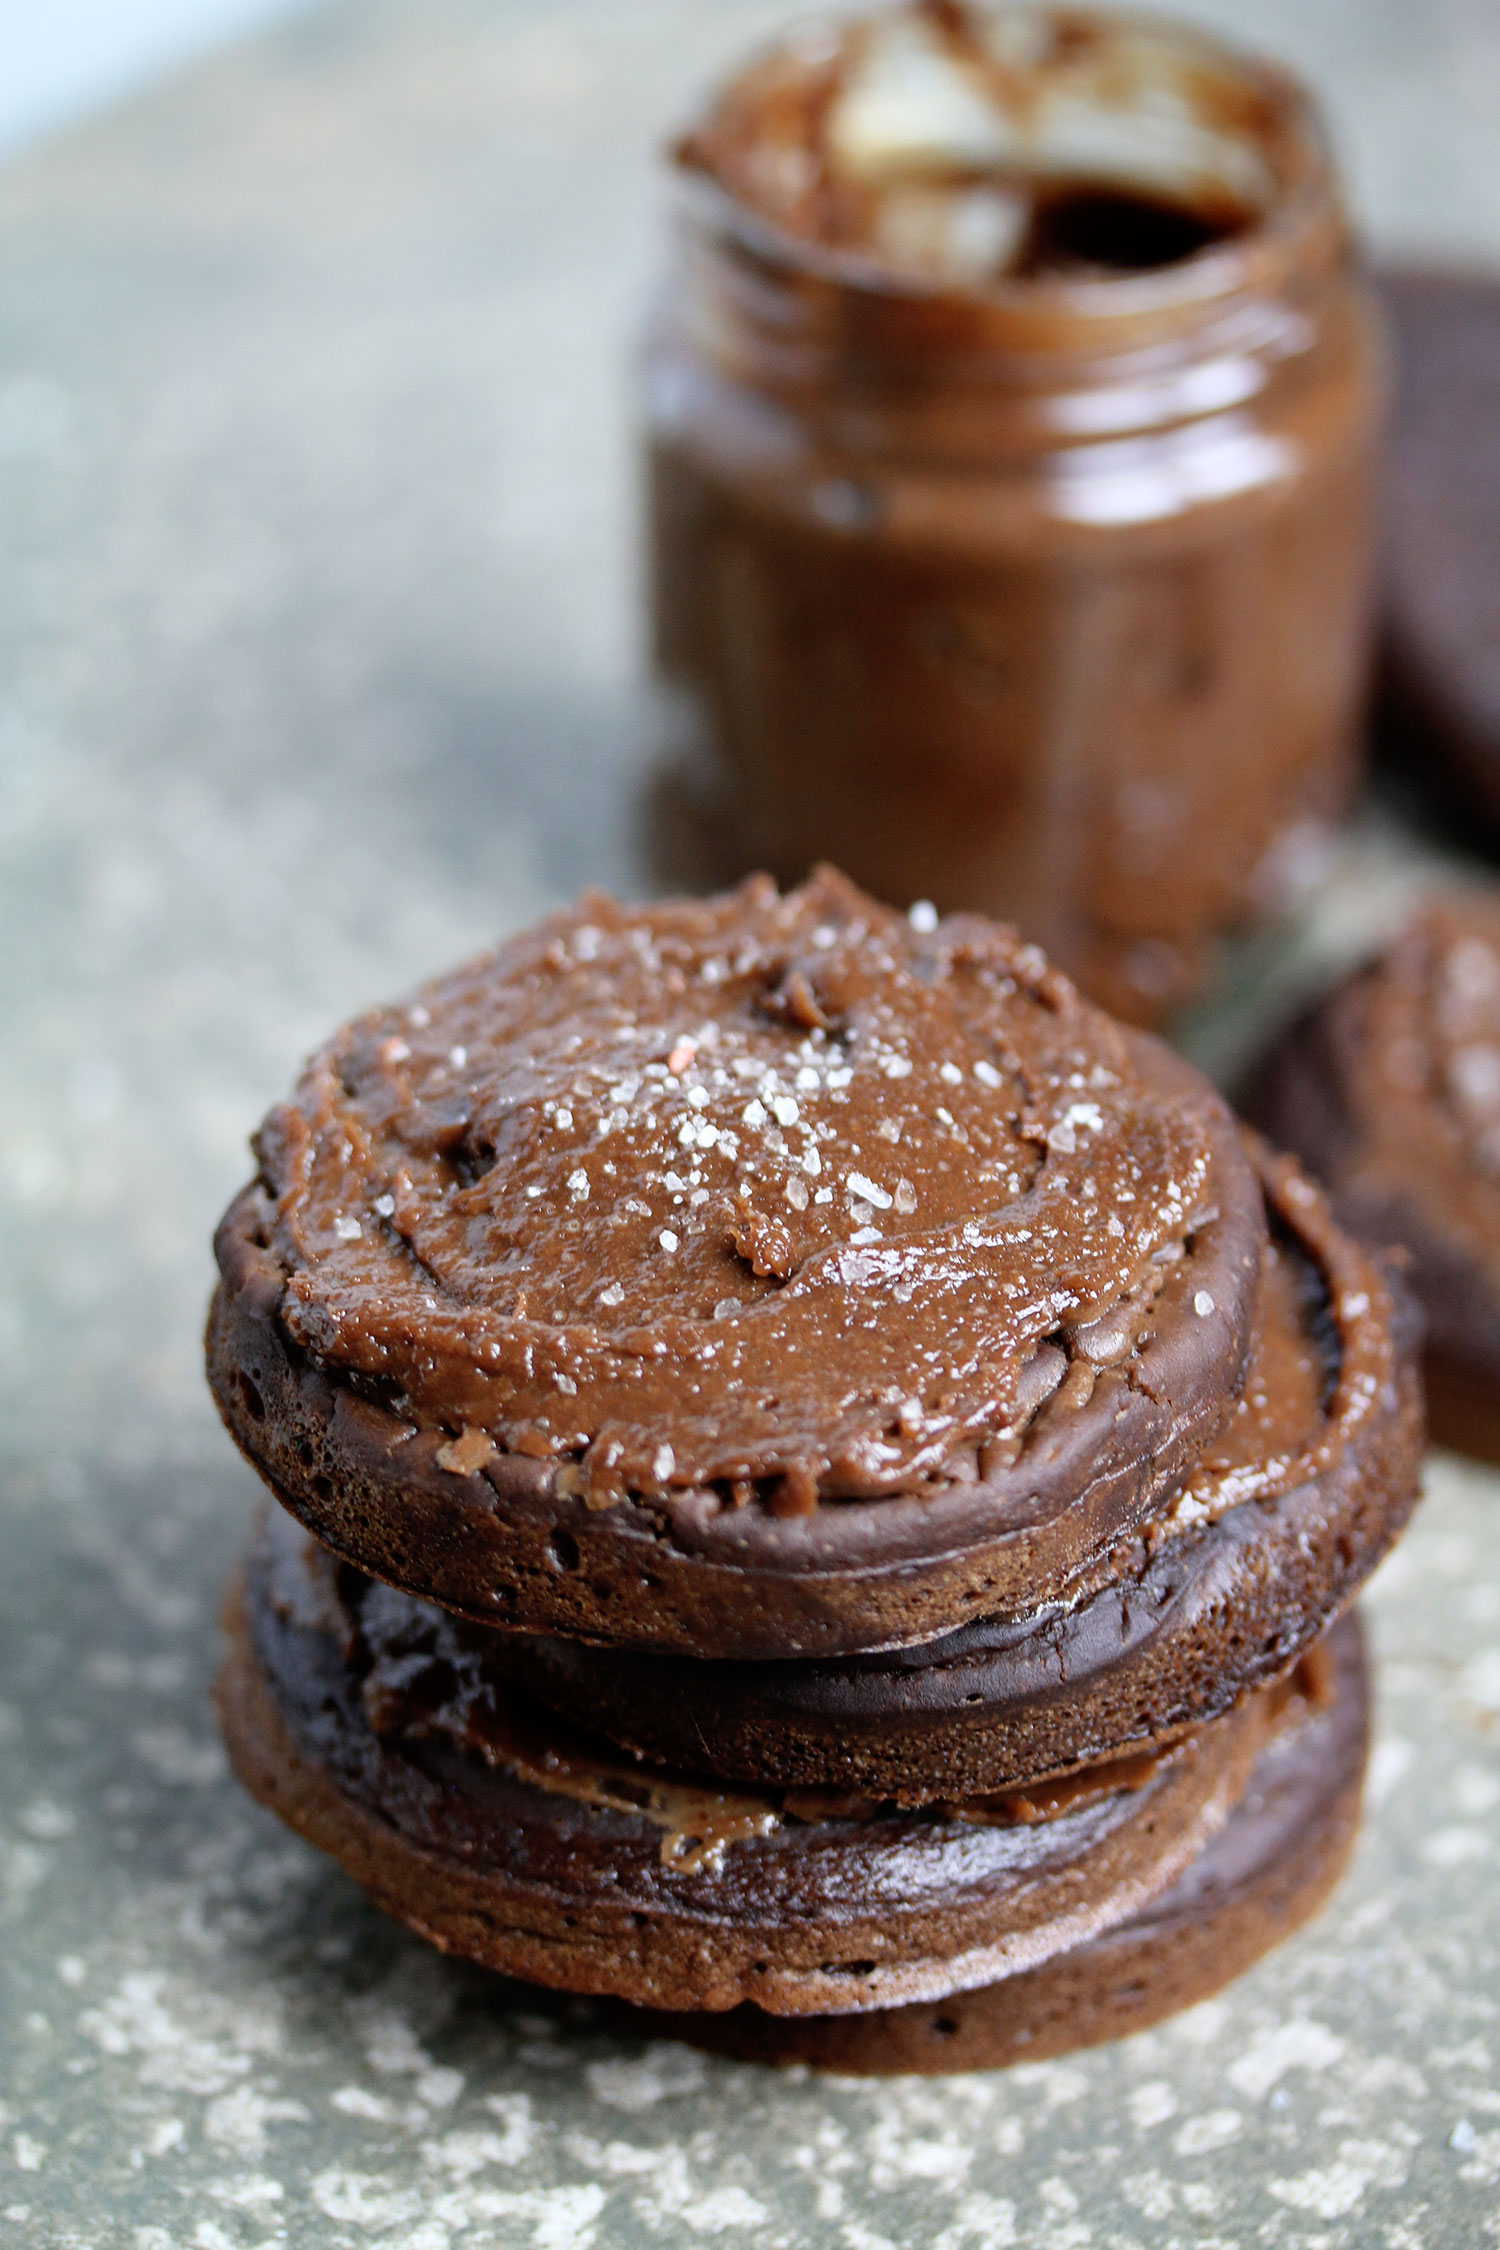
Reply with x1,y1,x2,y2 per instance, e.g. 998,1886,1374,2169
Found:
483,1146,1419,1796
208,869,1265,1657
641,1612,1367,2073
218,1509,1275,2018
1248,896,1500,1459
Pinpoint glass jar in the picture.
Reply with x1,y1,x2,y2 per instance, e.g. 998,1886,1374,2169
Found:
644,5,1384,1022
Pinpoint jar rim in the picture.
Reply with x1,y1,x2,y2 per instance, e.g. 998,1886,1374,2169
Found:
670,4,1346,356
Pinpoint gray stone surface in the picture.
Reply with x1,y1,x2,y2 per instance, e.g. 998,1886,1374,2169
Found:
1,3,1498,2243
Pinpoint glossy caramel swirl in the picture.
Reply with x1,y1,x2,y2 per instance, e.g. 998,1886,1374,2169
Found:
253,870,1221,1509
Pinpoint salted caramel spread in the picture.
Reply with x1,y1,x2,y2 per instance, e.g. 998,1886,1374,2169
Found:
255,870,1222,1511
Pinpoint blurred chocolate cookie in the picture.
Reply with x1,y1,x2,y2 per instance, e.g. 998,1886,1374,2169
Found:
1381,270,1500,828
1249,895,1500,1458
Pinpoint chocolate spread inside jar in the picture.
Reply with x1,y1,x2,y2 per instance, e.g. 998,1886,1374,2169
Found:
646,2,1384,1024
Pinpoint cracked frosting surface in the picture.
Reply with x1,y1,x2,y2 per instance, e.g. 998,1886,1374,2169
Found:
252,869,1229,1510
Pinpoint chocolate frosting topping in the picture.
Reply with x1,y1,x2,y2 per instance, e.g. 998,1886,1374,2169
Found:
256,869,1220,1508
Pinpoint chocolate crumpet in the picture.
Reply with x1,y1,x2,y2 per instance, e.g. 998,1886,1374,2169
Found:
217,1506,1326,2019
1249,894,1500,1462
483,1146,1418,1799
648,1615,1370,2072
208,868,1268,1660
210,871,1421,2068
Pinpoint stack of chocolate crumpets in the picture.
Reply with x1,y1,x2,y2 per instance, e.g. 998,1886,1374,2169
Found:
208,870,1422,2073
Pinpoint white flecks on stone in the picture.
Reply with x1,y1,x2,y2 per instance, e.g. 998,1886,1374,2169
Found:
130,1728,228,1787
19,1799,74,1841
1172,2109,1241,2156
1227,2019,1345,2099
204,2084,311,2159
1129,2081,1177,2131
1267,2136,1411,2218
584,2045,707,2112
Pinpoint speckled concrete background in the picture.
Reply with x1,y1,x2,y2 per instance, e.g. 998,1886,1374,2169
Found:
2,3,1499,2243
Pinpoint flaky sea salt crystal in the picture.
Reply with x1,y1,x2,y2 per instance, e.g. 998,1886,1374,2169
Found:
908,900,938,932
599,1281,625,1307
334,1215,362,1241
